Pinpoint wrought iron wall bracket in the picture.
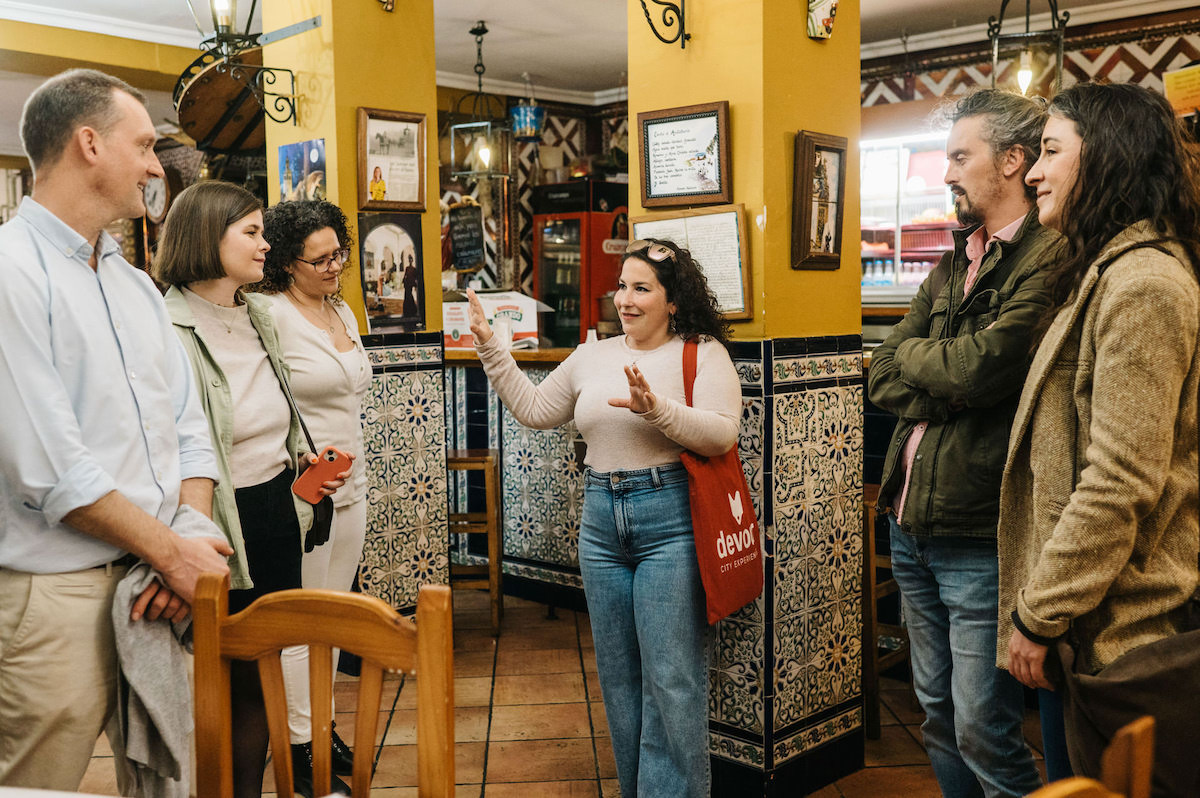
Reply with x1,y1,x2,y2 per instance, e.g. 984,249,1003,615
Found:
639,0,690,49
215,61,299,125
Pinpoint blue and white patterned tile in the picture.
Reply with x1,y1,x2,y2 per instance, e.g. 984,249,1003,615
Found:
804,598,862,716
773,612,808,730
772,705,862,764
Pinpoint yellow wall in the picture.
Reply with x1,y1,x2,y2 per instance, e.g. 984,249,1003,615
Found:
0,22,195,89
265,0,441,334
627,0,861,339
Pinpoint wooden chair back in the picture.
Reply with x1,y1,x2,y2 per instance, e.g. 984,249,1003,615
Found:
1026,777,1121,798
1101,716,1155,798
193,573,454,798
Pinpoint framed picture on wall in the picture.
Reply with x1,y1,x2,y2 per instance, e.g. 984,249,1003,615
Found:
791,130,847,270
357,107,426,212
358,212,426,331
637,101,732,208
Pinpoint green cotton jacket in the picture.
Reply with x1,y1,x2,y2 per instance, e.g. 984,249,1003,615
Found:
164,286,313,589
868,208,1060,538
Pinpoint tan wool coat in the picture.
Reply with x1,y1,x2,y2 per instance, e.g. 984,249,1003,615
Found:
997,222,1200,675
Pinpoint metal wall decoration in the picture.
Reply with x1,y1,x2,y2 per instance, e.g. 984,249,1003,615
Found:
638,0,690,49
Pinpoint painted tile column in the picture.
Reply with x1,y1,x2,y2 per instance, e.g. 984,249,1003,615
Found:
358,332,449,613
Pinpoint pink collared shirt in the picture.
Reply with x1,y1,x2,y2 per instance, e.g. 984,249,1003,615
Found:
894,215,1025,522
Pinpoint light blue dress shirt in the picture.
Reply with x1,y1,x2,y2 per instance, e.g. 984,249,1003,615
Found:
0,198,218,572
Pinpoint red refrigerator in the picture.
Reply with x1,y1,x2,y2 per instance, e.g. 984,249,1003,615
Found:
531,179,629,347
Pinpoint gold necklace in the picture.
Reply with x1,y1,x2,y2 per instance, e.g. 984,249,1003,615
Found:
289,290,336,334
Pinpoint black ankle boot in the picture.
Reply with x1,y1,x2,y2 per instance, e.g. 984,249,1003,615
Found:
291,741,351,798
330,722,354,776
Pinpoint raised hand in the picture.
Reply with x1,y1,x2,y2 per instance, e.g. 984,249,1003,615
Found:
466,288,494,345
608,364,657,414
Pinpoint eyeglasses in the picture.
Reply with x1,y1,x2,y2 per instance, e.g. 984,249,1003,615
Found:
625,239,675,263
295,248,350,272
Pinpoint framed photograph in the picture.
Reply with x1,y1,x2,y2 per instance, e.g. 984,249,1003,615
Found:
791,130,847,270
277,138,326,202
358,212,426,331
357,107,426,212
637,101,731,208
630,204,752,320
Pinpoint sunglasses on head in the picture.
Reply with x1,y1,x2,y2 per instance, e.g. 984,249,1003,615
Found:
625,239,675,263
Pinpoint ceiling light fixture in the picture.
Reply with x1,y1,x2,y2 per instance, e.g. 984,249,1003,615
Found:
448,21,511,178
987,0,1070,97
175,0,321,146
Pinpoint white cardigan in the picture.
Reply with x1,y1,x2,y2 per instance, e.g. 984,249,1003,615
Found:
264,293,371,507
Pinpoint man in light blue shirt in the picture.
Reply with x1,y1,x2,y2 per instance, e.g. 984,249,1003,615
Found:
0,69,233,790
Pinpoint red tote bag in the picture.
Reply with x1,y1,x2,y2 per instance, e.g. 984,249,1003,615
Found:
679,338,764,624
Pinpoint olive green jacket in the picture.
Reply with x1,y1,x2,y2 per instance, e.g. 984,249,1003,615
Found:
869,208,1060,538
997,223,1200,673
164,287,313,590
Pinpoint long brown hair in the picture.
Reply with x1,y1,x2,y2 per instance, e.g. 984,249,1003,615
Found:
1036,83,1200,335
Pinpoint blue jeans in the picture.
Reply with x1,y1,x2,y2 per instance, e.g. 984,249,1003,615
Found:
888,516,1041,798
580,464,711,798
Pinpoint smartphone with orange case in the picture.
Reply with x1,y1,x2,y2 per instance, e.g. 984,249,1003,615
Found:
292,446,352,505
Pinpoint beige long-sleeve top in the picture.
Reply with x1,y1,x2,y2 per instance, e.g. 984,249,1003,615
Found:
264,294,371,507
475,334,741,472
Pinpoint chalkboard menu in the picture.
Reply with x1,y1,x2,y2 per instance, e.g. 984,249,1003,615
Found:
448,204,485,271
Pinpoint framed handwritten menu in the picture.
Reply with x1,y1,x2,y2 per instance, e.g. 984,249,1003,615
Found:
631,203,752,320
637,101,732,208
447,203,485,272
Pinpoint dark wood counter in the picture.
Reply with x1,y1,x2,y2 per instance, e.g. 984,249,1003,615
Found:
444,347,575,365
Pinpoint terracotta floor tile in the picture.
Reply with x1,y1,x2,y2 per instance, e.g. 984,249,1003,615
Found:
484,780,599,797
453,589,492,611
497,624,581,652
808,783,843,797
578,622,594,647
835,764,941,797
585,676,604,702
331,709,391,745
492,673,584,705
456,609,496,630
500,605,576,628
455,649,498,678
373,742,485,788
580,646,598,674
495,647,583,675
863,726,928,768
485,738,597,783
588,701,610,738
456,627,502,653
880,688,925,725
1023,708,1045,756
394,675,493,709
595,738,617,779
384,705,490,744
368,786,482,798
489,702,592,741
78,755,118,796
599,778,620,797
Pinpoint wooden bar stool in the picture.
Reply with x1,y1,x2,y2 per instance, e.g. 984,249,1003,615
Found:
446,449,504,635
861,483,911,739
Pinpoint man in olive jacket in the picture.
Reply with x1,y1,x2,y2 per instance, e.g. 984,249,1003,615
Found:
868,90,1060,798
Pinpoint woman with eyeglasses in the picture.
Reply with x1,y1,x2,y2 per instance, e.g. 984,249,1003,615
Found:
998,83,1199,787
467,238,741,797
257,200,372,792
154,182,350,798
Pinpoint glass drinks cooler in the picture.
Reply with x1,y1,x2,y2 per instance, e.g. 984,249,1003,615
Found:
859,133,956,305
531,179,629,347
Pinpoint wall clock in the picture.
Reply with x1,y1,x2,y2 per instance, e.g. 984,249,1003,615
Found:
144,166,183,225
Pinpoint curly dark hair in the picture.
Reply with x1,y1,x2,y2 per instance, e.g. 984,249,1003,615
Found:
257,200,354,298
622,238,731,344
1034,82,1200,340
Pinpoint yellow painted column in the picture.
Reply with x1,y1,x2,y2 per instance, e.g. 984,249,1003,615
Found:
264,0,440,333
628,1,865,791
627,0,860,339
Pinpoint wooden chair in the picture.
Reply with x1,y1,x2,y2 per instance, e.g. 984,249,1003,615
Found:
1100,716,1155,798
861,483,912,738
447,448,504,634
193,573,454,798
1026,777,1121,798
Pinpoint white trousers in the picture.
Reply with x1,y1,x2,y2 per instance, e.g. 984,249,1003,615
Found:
280,498,368,743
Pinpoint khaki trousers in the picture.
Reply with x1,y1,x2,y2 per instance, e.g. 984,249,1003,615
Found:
0,566,125,790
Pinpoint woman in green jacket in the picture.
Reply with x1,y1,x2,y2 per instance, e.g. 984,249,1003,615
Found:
154,181,349,798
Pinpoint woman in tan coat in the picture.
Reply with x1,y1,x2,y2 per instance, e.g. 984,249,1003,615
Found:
998,83,1200,791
